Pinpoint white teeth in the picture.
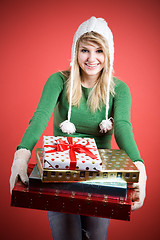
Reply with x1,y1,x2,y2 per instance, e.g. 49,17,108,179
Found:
86,63,98,67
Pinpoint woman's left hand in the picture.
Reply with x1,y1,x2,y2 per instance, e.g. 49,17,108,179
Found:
131,161,147,211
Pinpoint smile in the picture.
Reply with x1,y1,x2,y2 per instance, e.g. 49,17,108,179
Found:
85,63,99,69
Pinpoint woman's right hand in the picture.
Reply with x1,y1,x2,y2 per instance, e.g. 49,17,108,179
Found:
10,148,31,194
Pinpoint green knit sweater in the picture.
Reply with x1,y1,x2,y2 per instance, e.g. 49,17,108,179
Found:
18,72,143,163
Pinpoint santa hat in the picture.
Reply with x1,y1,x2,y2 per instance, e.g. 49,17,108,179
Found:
60,16,114,134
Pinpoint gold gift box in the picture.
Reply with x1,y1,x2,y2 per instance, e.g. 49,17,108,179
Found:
36,148,139,183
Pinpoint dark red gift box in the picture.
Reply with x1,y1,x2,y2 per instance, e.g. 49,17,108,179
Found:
11,164,132,221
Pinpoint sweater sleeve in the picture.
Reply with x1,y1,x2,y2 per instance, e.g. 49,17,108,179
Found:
113,80,144,163
17,72,64,152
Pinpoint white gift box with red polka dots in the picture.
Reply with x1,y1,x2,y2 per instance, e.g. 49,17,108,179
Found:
43,136,102,171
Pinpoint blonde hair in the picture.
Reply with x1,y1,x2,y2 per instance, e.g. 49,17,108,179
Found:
64,32,115,112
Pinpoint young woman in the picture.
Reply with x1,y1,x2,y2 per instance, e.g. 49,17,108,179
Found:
10,17,147,240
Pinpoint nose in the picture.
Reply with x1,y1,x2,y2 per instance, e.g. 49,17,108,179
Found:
87,51,96,62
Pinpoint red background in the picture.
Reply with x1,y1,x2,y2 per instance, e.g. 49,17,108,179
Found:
1,0,160,239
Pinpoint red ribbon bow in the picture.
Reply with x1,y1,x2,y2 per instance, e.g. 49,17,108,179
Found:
44,137,97,170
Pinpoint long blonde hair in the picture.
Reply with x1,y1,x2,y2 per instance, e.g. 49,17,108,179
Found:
63,32,115,112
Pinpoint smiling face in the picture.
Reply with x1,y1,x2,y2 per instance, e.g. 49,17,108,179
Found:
77,41,105,82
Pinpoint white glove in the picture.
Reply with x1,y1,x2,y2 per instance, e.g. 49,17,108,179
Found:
10,148,31,194
131,161,147,211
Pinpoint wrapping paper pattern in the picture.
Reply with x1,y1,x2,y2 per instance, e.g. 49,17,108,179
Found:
36,148,139,183
43,136,102,171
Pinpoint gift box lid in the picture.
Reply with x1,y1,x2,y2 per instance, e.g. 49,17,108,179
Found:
43,136,102,172
36,148,139,183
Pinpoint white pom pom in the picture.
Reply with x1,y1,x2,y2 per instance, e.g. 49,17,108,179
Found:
60,120,76,134
99,118,113,133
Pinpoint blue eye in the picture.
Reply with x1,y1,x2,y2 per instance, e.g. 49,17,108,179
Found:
81,49,88,53
97,49,103,53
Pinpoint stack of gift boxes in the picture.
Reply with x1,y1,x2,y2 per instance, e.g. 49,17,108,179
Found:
11,136,139,221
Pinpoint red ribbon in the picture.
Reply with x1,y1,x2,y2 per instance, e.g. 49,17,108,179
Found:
44,137,97,170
